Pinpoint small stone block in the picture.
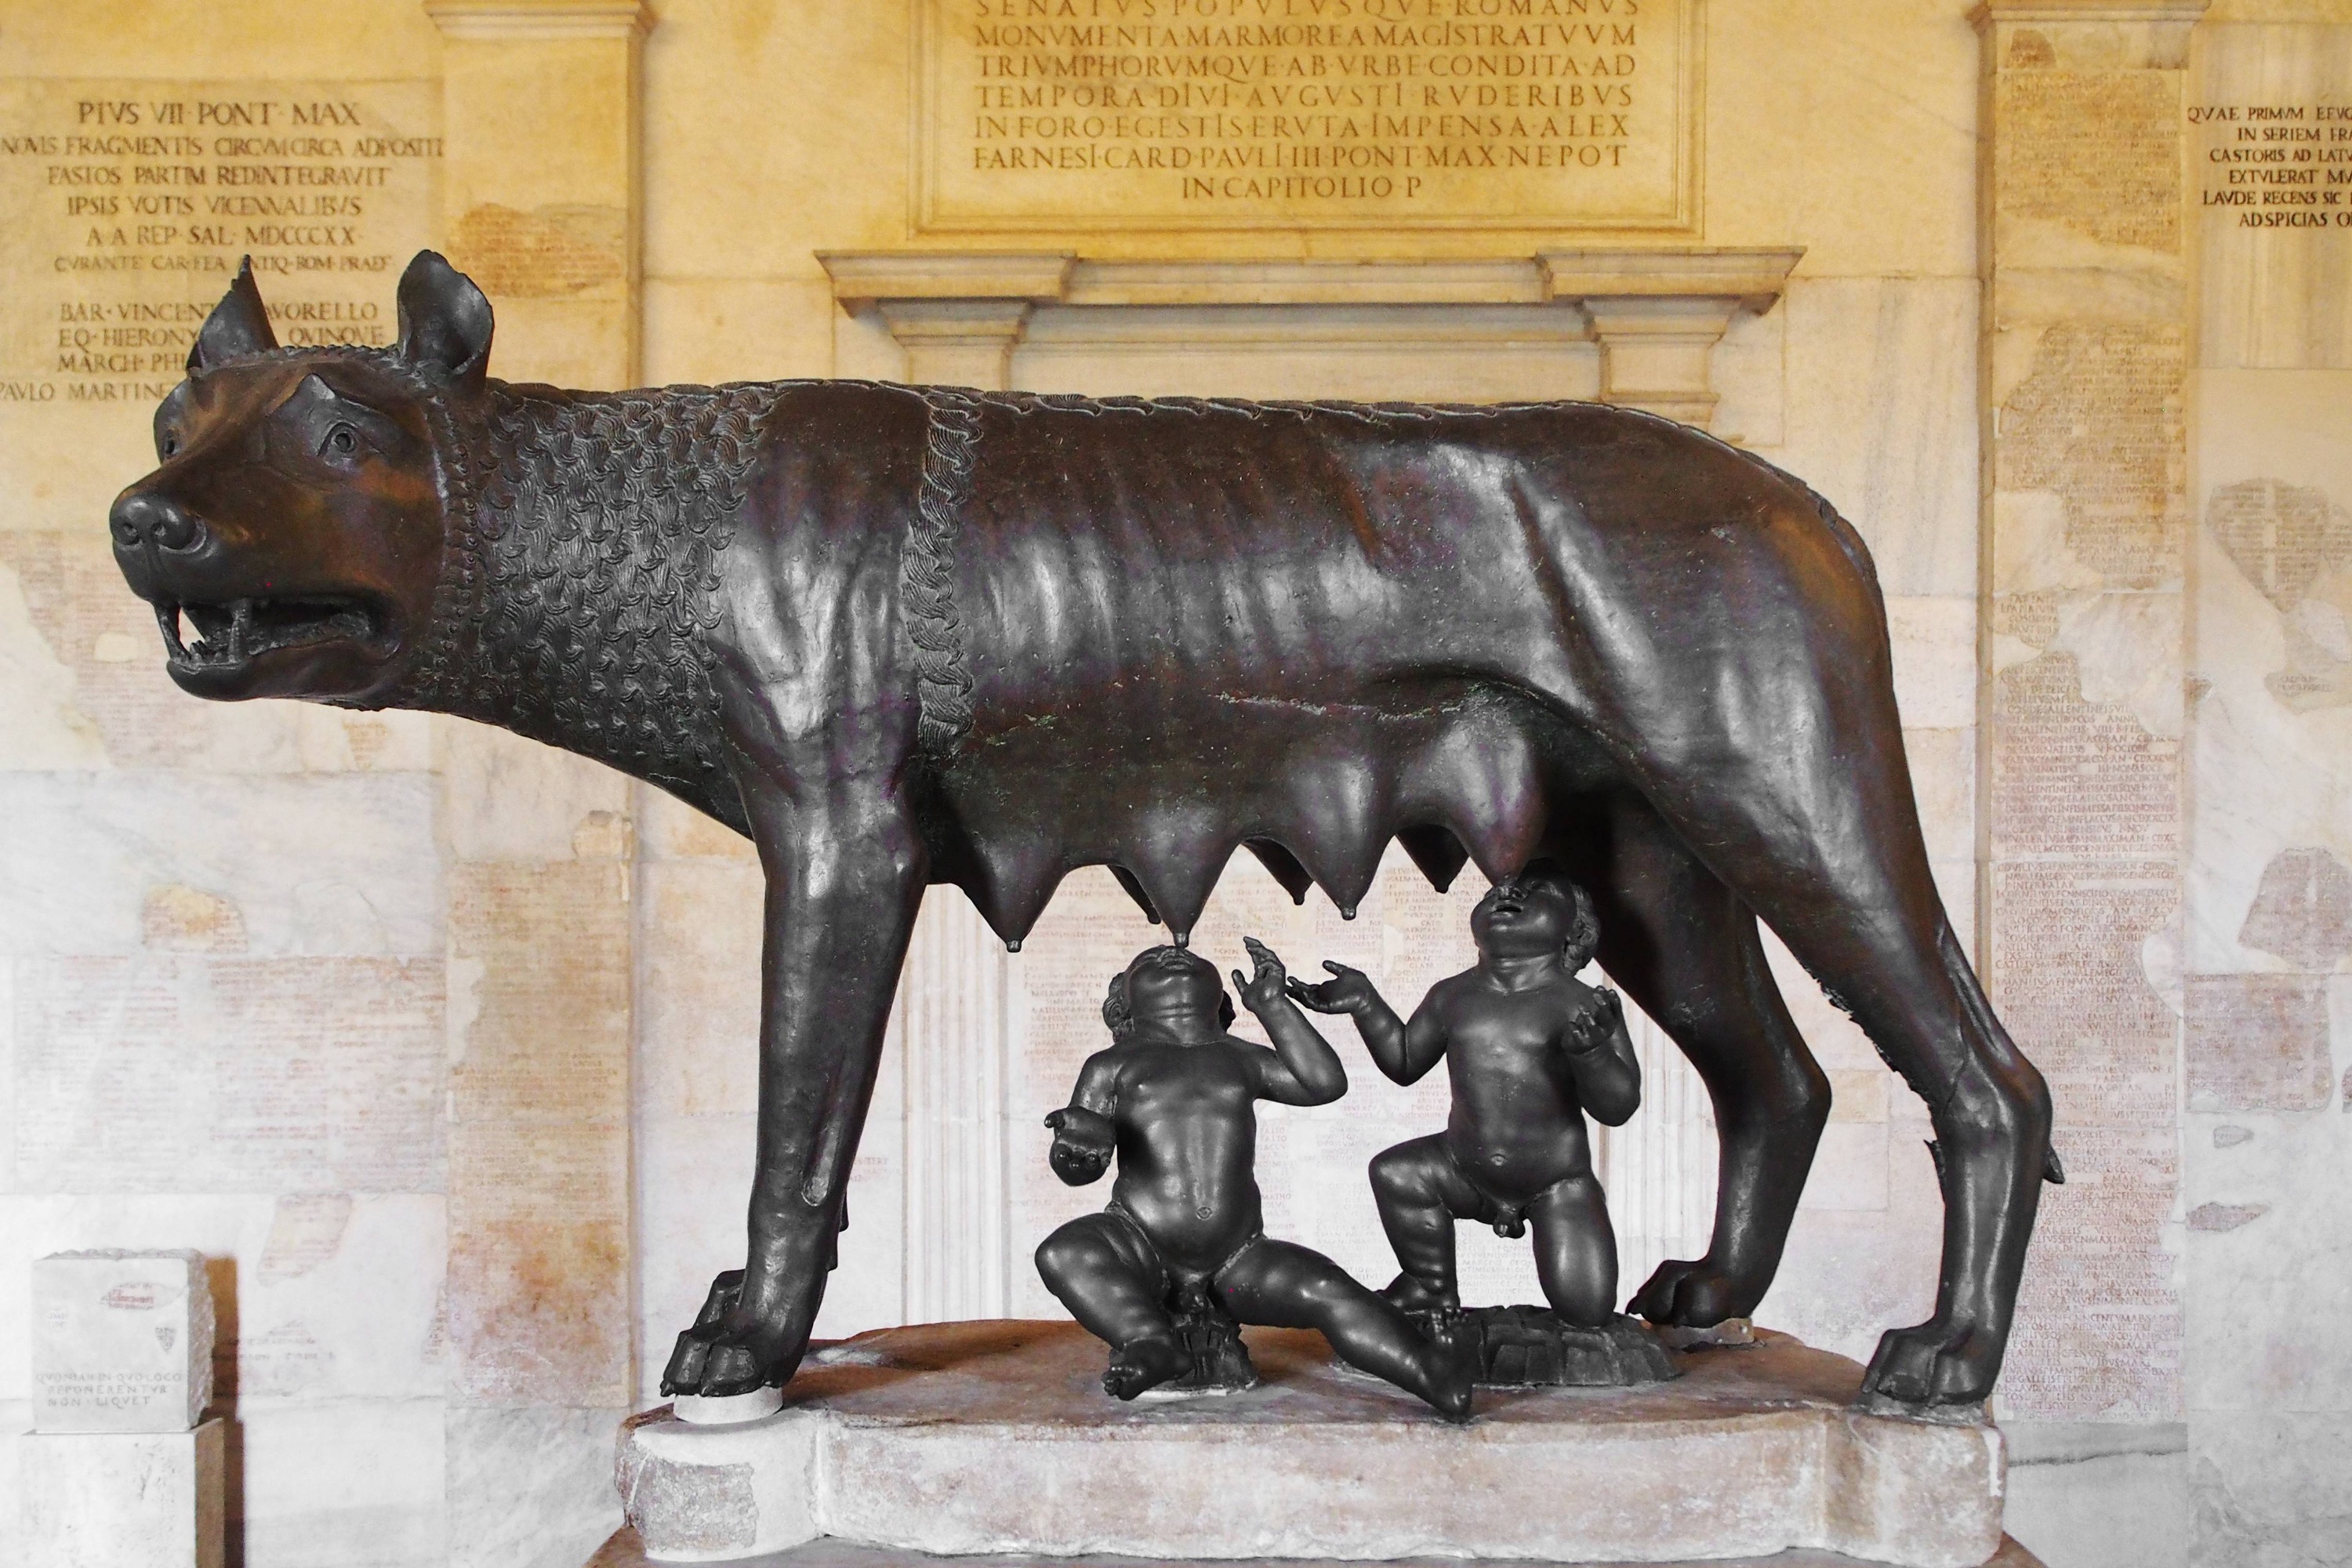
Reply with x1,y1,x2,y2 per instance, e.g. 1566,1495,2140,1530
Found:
673,1387,784,1426
32,1251,214,1432
621,1404,822,1561
1652,1315,1757,1349
22,1417,225,1568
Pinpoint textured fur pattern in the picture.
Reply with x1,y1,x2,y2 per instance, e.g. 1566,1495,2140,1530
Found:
386,377,784,813
905,390,982,758
376,374,993,797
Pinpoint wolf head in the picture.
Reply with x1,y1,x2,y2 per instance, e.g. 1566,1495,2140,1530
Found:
107,250,492,704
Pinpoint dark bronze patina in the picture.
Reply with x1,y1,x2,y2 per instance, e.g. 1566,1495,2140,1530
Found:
1294,864,1638,1328
108,252,2058,1412
1295,863,1679,1391
1036,938,1476,1416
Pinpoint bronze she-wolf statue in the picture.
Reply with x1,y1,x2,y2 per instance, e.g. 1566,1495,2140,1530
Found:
107,252,2057,1411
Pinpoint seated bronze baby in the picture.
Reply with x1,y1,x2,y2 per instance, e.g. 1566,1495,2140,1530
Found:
1036,939,1476,1419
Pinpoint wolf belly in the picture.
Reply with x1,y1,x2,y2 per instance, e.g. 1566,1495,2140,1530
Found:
910,393,1710,947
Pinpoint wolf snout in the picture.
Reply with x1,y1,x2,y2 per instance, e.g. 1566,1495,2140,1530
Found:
110,490,206,555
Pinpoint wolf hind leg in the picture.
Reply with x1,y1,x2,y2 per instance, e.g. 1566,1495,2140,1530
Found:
1612,717,2049,1406
1565,797,1831,1330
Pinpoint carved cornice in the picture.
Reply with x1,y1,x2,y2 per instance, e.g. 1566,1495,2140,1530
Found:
1066,259,1544,307
1970,0,2209,23
822,249,1806,430
1540,249,1804,311
820,249,1803,313
424,0,655,41
818,252,1074,307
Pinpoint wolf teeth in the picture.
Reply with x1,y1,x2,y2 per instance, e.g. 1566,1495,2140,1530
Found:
158,595,372,666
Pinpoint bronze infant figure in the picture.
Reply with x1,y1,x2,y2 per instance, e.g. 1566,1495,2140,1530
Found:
1293,863,1638,1329
106,251,2058,1413
1036,938,1475,1417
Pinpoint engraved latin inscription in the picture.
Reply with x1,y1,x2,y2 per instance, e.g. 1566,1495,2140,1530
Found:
0,79,439,406
917,0,1697,230
2194,99,2352,229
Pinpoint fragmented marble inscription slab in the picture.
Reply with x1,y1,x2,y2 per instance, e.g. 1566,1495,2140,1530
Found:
32,1249,214,1433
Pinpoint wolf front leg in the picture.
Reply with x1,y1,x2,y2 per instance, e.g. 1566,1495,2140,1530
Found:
662,768,926,1396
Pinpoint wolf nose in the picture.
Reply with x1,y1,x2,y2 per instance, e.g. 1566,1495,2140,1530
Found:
111,491,204,554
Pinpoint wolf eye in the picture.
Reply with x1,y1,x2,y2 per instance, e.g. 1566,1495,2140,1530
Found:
158,430,180,458
322,422,359,458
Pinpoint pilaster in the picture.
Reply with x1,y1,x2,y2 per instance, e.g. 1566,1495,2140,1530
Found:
876,300,1037,390
895,895,1019,1323
1581,298,1744,428
423,1,652,1556
1976,0,2205,1421
425,0,648,388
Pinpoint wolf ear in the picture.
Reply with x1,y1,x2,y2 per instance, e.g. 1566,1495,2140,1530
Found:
395,250,494,389
187,257,278,373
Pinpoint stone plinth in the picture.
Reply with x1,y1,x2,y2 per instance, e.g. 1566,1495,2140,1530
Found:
31,1251,213,1433
585,1530,2051,1568
23,1418,226,1568
615,1323,2007,1567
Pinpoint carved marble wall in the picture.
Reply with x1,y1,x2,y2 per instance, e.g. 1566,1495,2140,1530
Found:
0,4,2344,1567
1981,0,2200,1428
2175,13,2352,1557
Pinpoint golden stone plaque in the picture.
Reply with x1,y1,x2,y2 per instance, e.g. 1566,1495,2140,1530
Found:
0,78,438,408
915,0,1700,232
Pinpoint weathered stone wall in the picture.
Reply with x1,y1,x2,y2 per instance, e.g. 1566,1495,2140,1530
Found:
2175,15,2352,1560
1981,0,2198,1428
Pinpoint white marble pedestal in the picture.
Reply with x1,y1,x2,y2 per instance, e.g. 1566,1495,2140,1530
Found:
24,1418,226,1568
25,1250,223,1568
614,1323,2015,1567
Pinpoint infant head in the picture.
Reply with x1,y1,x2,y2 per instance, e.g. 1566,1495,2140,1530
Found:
1471,861,1600,968
1104,944,1236,1038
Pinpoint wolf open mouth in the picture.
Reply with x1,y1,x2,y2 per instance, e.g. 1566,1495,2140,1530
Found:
153,596,379,670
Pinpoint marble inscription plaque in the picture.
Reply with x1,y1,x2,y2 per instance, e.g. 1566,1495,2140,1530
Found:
12,956,446,1195
2192,32,2352,365
32,1250,215,1433
2194,95,2352,232
0,78,438,408
916,0,1698,231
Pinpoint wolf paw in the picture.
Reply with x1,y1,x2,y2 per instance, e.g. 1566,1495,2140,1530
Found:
660,1270,809,1397
1860,1319,2002,1408
1630,1258,1760,1327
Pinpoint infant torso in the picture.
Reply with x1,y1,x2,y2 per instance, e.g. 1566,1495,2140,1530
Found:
1110,1040,1267,1274
1439,975,1605,1198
